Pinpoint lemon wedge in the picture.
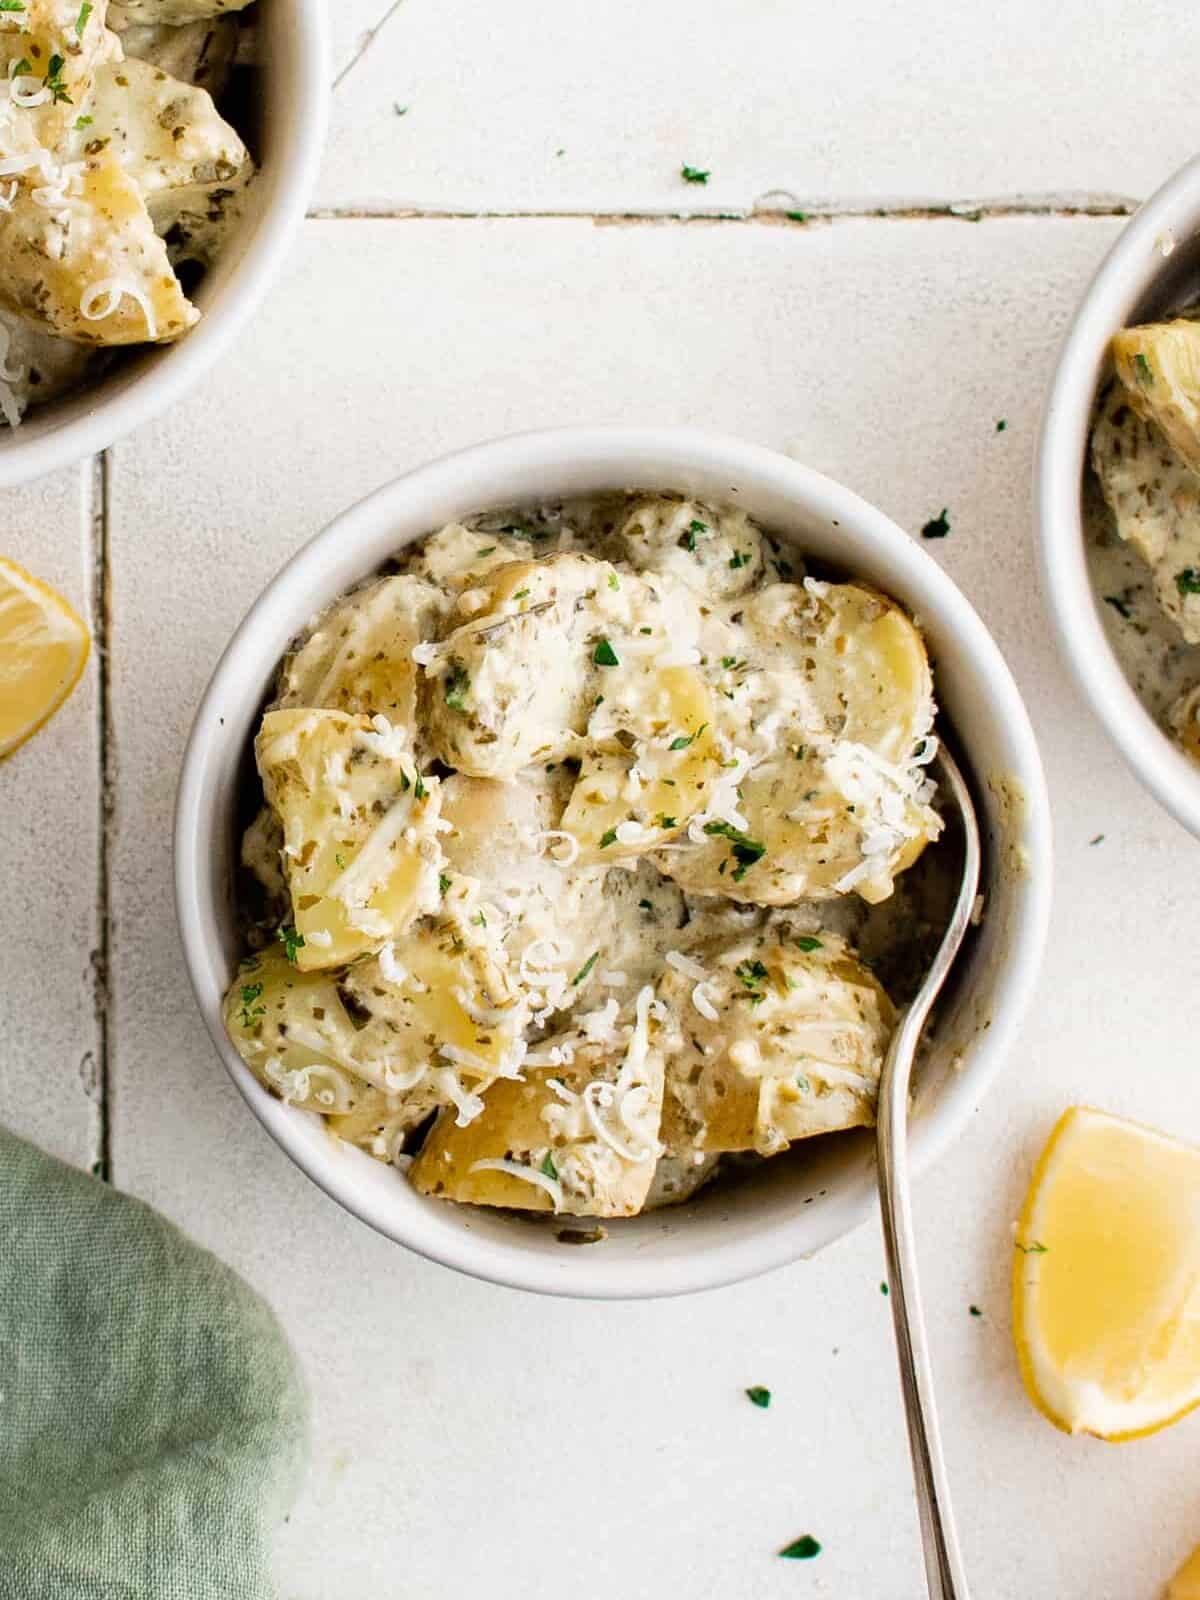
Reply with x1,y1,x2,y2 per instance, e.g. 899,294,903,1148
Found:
1168,1544,1200,1599
1013,1105,1200,1441
0,558,90,759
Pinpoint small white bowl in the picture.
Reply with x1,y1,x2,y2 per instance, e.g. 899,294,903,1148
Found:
1038,155,1200,837
176,427,1052,1299
0,0,329,490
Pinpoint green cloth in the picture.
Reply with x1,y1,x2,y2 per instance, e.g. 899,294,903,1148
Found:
0,1128,308,1600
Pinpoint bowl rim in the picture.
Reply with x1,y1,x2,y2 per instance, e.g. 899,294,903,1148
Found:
175,425,1053,1298
0,0,330,491
1037,153,1200,840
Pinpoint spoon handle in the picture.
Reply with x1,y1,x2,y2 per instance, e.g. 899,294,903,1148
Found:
878,1025,972,1600
876,744,980,1600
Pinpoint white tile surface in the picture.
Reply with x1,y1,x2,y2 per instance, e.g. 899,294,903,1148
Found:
102,213,1200,1599
0,464,102,1168
316,0,1195,215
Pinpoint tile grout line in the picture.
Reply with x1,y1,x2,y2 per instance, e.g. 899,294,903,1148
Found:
88,450,113,1182
305,195,1139,224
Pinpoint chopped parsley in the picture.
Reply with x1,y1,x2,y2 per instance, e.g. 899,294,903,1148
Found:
540,1151,558,1180
237,982,265,1029
779,1536,821,1561
500,523,549,542
680,164,710,185
393,102,408,116
1088,833,1104,846
334,853,346,869
74,114,92,129
44,54,70,104
473,911,487,928
444,658,470,710
1015,1240,1048,1255
571,951,600,986
1103,594,1132,619
476,545,496,556
593,638,620,667
512,587,530,600
12,57,30,75
599,827,619,849
669,723,707,751
0,3,26,12
734,958,768,1001
655,813,678,829
607,570,620,590
639,625,653,635
795,935,822,952
785,209,807,222
438,873,451,895
995,418,1007,432
277,925,305,964
413,773,427,800
75,0,92,34
1133,352,1154,387
728,549,750,570
880,1281,889,1296
921,507,951,540
1177,568,1200,596
745,1386,771,1408
703,819,766,881
969,1305,983,1318
679,517,708,553
638,898,654,913
795,1074,811,1093
720,655,737,669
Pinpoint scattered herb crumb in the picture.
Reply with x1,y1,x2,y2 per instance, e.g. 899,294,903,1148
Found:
1088,833,1104,846
540,1151,558,1179
703,819,765,881
277,925,305,964
599,828,618,849
969,1305,983,1318
75,1,92,34
785,209,807,222
593,638,620,667
1133,352,1154,387
921,507,951,540
444,658,470,710
779,1536,822,1561
438,873,451,895
681,164,710,185
393,102,408,116
571,951,600,986
1103,594,1132,619
880,1281,889,1296
745,1385,771,1409
1015,1240,1048,1255
795,935,822,952
1176,568,1200,596
238,983,265,1028
995,418,1007,432
729,549,750,569
669,723,706,751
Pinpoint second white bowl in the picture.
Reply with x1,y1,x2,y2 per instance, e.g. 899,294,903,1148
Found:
176,427,1052,1298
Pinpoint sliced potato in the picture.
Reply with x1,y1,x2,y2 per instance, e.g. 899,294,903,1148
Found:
1112,316,1200,478
659,934,895,1156
423,553,627,779
1171,682,1200,763
611,497,767,599
1091,380,1200,645
405,521,541,589
411,988,664,1216
223,947,387,1117
255,708,442,970
0,0,116,155
277,575,443,726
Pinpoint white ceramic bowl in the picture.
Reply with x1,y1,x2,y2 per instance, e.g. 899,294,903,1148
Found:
0,0,328,490
1038,155,1200,837
176,427,1052,1299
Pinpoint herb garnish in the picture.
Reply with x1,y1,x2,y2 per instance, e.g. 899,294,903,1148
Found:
795,935,822,952
512,587,530,600
607,571,620,590
779,1536,821,1560
277,925,305,964
1015,1241,1048,1255
238,982,265,1028
593,638,620,667
1177,568,1200,596
571,951,599,986
669,723,707,751
679,517,708,553
1103,594,1132,619
638,898,653,912
969,1305,982,1317
995,418,1007,432
75,1,92,35
74,113,91,128
921,507,951,540
745,1386,771,1408
880,1281,889,1296
540,1152,558,1180
728,549,749,569
44,54,70,103
680,164,709,184
476,545,496,556
413,773,427,800
655,813,678,829
734,958,768,1001
438,873,451,895
1133,352,1154,387
444,658,470,710
1088,833,1104,846
703,819,766,881
599,827,619,849
785,210,807,221
0,3,26,13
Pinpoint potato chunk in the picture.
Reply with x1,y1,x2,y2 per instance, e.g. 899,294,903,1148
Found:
277,575,443,725
1112,316,1200,479
1091,380,1200,645
255,708,442,970
657,582,940,904
411,986,665,1216
659,934,895,1156
611,497,767,599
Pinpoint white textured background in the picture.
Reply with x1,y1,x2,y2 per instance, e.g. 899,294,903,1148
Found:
4,5,1200,1597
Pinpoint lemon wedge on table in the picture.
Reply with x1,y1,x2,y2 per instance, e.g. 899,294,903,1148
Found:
1013,1105,1200,1441
0,558,90,759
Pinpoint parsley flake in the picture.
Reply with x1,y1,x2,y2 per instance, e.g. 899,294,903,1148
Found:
476,545,496,556
880,1281,889,1296
680,164,710,184
969,1305,983,1318
995,418,1007,432
745,1385,771,1408
1177,568,1200,596
540,1151,558,1180
734,958,768,1001
44,53,70,103
277,925,305,964
638,898,654,913
655,813,678,829
703,820,766,881
438,873,451,895
795,935,822,952
921,507,951,540
599,827,619,849
779,1536,821,1561
237,982,265,1029
74,113,91,128
512,587,530,600
728,549,750,569
571,951,599,986
593,638,619,667
1104,594,1132,619
413,773,427,801
0,3,26,12
1133,352,1154,387
1015,1241,1048,1255
669,723,707,751
607,570,620,591
75,0,92,35
444,658,470,711
785,209,807,221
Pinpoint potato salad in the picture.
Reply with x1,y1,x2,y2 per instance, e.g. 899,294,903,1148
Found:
224,496,946,1221
1089,314,1200,759
0,0,255,426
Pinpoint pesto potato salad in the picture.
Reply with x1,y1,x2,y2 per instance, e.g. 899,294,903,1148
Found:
224,495,946,1222
0,0,255,426
1089,314,1200,760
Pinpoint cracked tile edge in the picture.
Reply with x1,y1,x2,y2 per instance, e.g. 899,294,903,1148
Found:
332,0,408,90
87,450,113,1182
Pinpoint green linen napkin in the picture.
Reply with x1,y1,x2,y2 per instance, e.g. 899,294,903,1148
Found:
0,1128,308,1600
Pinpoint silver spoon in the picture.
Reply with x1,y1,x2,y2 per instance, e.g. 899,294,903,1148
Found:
876,744,981,1600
